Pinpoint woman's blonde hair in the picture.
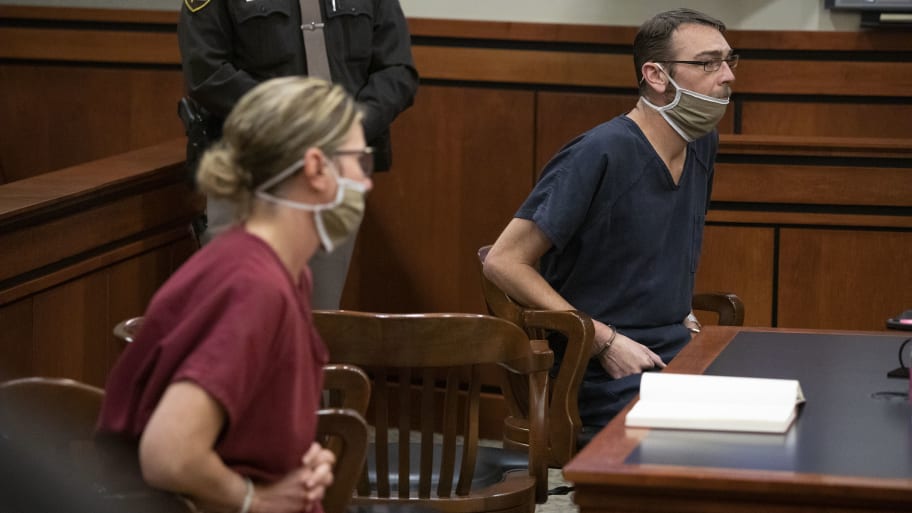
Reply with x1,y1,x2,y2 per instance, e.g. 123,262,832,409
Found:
196,76,361,220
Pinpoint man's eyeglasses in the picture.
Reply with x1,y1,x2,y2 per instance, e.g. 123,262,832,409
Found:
660,54,739,73
332,147,375,177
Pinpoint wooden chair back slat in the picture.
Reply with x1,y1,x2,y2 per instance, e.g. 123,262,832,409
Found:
455,365,482,496
418,369,436,498
397,367,412,499
373,367,390,498
436,368,459,498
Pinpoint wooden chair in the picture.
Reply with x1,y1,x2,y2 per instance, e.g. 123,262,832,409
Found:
0,377,194,513
320,364,372,513
316,408,370,513
314,311,552,513
476,244,745,466
692,291,745,327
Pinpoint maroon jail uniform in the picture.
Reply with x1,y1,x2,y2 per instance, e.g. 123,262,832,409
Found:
98,227,328,491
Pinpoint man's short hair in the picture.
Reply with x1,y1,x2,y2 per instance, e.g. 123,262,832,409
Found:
633,8,727,95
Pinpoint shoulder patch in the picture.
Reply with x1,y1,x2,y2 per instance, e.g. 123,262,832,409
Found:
184,0,212,13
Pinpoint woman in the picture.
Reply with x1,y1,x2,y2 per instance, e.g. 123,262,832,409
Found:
97,76,373,513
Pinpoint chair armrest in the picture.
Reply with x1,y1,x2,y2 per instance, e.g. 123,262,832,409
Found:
692,292,745,326
521,309,594,467
316,408,368,513
322,364,371,416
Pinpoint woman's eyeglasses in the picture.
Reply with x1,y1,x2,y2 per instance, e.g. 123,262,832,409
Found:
333,147,375,177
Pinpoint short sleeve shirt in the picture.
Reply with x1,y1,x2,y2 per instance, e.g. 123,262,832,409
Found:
517,115,717,337
97,227,328,484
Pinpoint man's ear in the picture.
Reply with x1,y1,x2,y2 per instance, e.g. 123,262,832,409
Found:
641,63,668,95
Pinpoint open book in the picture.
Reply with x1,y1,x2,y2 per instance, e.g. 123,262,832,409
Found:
626,373,805,433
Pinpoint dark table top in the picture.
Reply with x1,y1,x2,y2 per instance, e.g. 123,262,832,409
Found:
625,331,912,479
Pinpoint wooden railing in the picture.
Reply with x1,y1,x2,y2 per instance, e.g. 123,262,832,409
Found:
0,139,200,386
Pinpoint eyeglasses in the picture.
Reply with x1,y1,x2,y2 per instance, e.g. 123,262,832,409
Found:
660,54,739,73
332,147,375,177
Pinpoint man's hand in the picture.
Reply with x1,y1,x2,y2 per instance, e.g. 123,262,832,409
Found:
251,443,336,513
593,321,665,379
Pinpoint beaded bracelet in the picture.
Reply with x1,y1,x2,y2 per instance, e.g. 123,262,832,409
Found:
596,324,617,358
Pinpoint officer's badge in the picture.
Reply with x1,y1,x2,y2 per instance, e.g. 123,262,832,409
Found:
184,0,211,13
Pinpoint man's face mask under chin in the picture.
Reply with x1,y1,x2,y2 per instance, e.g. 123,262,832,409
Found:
254,159,368,253
641,66,730,142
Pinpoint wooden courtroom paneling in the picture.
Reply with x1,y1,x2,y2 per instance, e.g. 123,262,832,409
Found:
344,85,535,314
733,59,912,97
535,92,634,172
696,225,775,327
0,239,193,387
741,101,912,139
778,229,912,330
0,139,200,386
31,271,110,386
0,63,184,182
413,46,634,88
712,163,912,207
0,299,32,382
0,27,179,64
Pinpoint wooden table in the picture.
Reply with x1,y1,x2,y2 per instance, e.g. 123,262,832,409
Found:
563,326,912,513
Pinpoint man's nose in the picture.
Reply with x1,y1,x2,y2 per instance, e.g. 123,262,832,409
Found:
720,61,736,83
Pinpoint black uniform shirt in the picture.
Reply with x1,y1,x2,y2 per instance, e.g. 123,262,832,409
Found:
178,0,418,170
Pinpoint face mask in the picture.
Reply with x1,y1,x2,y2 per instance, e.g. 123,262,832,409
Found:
255,159,368,252
641,66,729,142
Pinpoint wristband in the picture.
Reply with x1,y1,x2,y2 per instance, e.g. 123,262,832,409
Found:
596,324,617,358
239,477,254,513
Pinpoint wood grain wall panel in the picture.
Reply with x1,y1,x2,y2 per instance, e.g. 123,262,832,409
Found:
0,63,184,181
778,229,912,330
708,210,912,230
31,271,109,386
712,163,912,207
413,46,633,88
740,102,912,139
344,85,534,314
696,225,775,327
735,60,912,97
0,237,196,386
0,27,179,64
105,243,187,373
0,183,196,283
718,134,912,159
127,70,186,148
535,92,735,172
0,299,33,382
535,92,637,172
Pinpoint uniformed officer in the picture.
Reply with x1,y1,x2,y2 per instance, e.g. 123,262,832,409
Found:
178,0,419,309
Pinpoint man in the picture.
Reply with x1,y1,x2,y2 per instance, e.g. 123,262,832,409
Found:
484,8,736,430
178,0,418,309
